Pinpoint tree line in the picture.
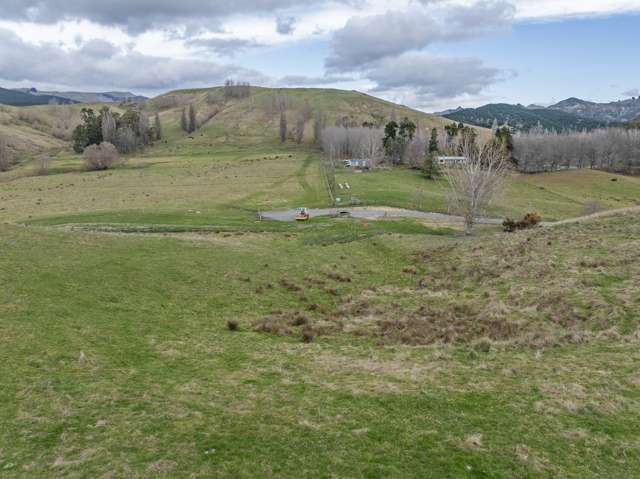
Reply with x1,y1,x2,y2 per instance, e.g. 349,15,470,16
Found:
224,80,251,99
72,107,162,155
317,117,510,234
317,118,508,172
278,100,314,145
513,127,640,174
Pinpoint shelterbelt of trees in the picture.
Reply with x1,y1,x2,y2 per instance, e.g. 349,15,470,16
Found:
513,127,640,174
318,114,640,177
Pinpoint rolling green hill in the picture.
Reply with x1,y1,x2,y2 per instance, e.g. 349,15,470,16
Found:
145,86,469,153
0,86,477,160
0,103,127,158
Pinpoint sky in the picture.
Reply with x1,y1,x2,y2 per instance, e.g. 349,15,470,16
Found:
0,0,639,112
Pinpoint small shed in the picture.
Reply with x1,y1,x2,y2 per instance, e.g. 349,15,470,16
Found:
343,159,372,169
437,156,467,166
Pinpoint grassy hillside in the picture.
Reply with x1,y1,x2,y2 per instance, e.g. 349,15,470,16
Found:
0,86,476,161
0,104,68,157
0,103,127,158
3,86,637,228
1,207,639,477
145,86,466,153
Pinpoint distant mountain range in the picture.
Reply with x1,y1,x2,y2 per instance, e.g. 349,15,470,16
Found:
0,87,147,106
549,97,640,123
0,87,78,106
438,97,640,131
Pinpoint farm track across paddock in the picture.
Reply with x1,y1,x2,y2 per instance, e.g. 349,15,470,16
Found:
259,205,640,227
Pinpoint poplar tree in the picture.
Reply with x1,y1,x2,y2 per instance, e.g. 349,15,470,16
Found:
101,108,116,144
154,113,162,140
181,108,188,132
188,104,197,133
279,111,287,143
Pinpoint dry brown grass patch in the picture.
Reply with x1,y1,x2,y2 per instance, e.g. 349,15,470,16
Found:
325,271,352,283
279,278,302,292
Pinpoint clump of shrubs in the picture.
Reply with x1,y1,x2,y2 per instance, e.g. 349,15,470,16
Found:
83,142,120,171
472,338,492,353
502,212,541,233
226,320,239,331
301,326,316,343
279,278,302,292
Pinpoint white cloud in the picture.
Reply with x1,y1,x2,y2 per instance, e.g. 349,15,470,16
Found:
326,1,514,71
367,52,502,98
511,0,640,19
0,28,268,93
1,0,639,108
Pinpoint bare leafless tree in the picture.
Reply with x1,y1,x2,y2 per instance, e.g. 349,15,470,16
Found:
443,136,507,235
356,127,385,165
0,135,11,172
320,126,384,164
405,135,427,169
300,101,313,122
137,111,151,146
279,111,287,144
273,93,290,114
83,142,120,171
188,105,197,134
154,113,162,140
513,127,640,174
34,153,51,176
224,80,251,98
313,112,326,146
181,108,188,133
114,127,137,154
101,109,116,144
295,112,305,144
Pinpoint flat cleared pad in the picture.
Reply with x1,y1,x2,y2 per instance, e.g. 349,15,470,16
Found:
261,206,503,224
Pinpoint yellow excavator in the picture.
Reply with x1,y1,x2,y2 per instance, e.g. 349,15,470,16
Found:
295,207,310,221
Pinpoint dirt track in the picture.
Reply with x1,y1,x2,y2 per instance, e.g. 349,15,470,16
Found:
259,207,504,224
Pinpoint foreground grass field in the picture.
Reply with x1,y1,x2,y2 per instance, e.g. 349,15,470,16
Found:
2,138,640,477
1,211,640,477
